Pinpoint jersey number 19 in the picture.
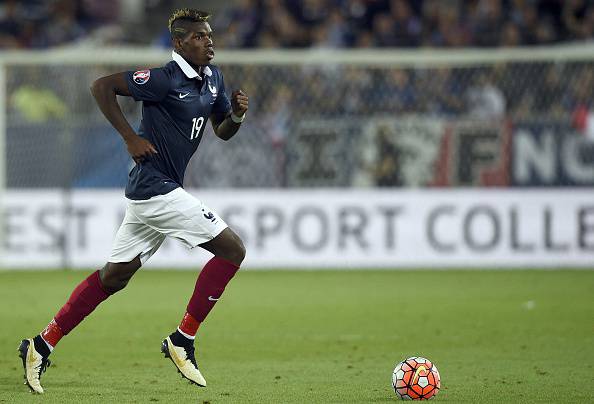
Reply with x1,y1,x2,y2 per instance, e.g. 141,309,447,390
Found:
190,117,205,140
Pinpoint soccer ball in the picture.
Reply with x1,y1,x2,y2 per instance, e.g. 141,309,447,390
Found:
392,356,441,400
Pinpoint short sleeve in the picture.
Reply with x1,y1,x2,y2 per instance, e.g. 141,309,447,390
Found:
126,67,171,102
211,71,232,116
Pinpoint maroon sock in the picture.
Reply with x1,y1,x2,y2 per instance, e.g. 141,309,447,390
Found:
187,257,240,322
53,270,111,335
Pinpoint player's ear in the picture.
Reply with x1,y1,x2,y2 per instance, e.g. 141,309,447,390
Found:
172,36,182,52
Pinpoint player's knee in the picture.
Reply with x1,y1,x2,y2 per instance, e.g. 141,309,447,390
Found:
204,228,246,266
224,234,246,266
99,262,138,293
99,270,127,293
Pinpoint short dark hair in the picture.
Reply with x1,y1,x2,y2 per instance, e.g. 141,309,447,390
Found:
168,8,210,38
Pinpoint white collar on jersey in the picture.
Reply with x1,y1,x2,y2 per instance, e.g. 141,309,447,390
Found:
172,50,212,80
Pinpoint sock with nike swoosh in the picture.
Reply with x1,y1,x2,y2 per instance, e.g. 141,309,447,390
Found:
185,257,240,324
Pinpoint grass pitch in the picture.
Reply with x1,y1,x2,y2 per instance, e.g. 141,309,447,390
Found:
0,269,593,403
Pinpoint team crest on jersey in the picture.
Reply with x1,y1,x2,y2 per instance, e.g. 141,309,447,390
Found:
208,81,217,97
133,69,150,85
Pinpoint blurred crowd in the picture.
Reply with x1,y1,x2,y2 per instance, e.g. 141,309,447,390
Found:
4,0,593,132
0,0,119,49
223,61,594,124
9,59,592,127
3,1,594,189
2,0,594,49
211,0,594,48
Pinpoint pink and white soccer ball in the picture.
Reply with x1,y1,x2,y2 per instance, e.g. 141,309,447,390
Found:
392,356,441,400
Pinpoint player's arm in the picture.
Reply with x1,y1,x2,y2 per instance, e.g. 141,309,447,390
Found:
210,90,248,141
90,72,157,163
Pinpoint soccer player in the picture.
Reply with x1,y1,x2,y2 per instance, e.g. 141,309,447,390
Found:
18,8,248,393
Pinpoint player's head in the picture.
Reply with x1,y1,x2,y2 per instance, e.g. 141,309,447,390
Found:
169,8,214,65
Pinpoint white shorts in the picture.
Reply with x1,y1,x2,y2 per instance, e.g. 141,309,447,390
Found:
109,188,228,264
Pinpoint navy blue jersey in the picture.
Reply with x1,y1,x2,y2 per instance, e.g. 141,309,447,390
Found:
124,51,231,200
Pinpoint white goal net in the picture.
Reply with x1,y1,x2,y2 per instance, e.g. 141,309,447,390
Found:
1,45,594,192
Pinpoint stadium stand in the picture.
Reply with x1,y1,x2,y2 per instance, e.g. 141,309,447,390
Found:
2,1,594,49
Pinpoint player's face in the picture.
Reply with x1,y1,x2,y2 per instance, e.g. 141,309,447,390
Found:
177,22,214,66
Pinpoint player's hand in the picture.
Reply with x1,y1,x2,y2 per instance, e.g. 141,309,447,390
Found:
231,89,248,117
126,135,158,164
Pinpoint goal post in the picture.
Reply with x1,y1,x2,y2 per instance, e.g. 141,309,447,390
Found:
0,65,5,268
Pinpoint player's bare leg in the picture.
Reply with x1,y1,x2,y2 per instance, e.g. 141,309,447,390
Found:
162,227,245,387
18,257,142,393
